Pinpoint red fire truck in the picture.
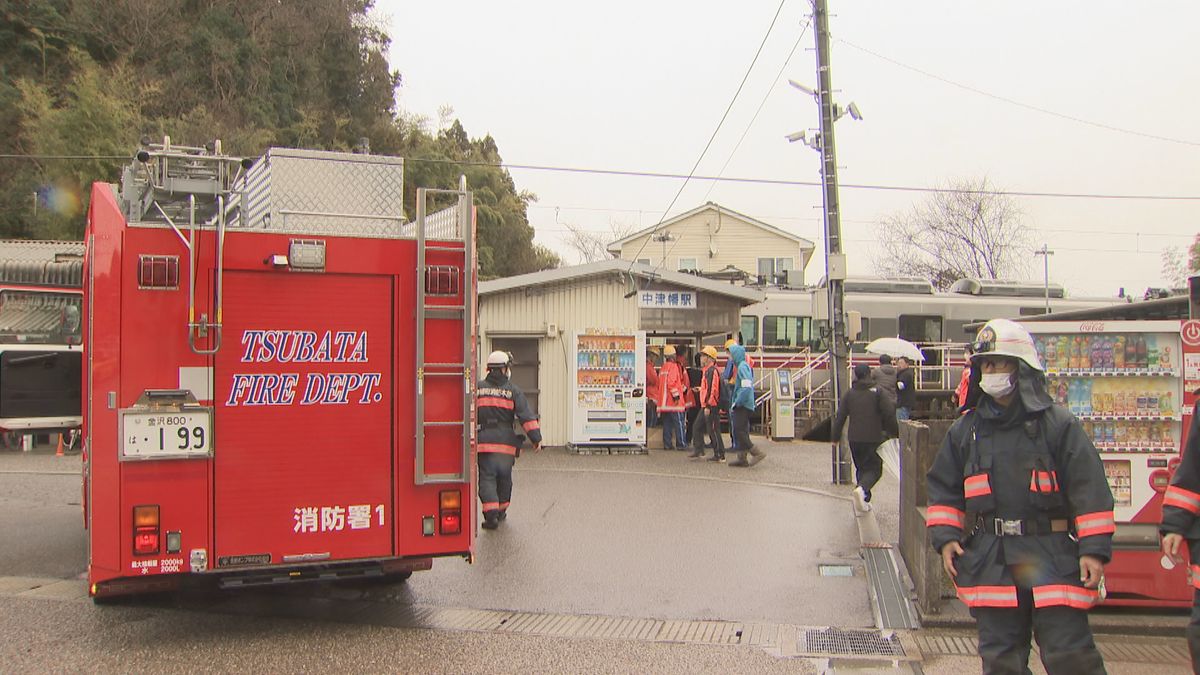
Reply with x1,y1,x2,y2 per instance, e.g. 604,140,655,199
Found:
83,140,477,599
1017,297,1200,607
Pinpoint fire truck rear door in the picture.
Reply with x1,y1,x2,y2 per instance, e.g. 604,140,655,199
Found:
214,270,393,565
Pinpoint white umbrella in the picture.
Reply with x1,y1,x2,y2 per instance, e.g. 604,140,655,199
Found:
865,337,925,362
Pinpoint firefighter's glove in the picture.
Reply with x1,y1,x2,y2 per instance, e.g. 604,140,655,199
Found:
1161,532,1186,566
1079,555,1104,589
940,541,964,578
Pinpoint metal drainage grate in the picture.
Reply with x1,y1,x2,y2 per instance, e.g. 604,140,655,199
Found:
818,564,855,577
801,627,906,657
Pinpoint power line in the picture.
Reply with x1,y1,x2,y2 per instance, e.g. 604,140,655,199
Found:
701,19,812,203
630,0,790,273
527,204,1197,238
6,153,1200,201
837,38,1200,148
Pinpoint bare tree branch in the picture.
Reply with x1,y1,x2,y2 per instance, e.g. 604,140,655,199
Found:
873,177,1032,290
561,220,637,264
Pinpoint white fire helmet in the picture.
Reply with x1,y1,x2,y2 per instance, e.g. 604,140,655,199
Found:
486,350,511,368
969,318,1043,371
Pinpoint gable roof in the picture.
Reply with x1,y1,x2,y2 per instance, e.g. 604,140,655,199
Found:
480,259,765,304
605,202,815,254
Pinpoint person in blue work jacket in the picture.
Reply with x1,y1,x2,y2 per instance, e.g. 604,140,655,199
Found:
727,343,766,468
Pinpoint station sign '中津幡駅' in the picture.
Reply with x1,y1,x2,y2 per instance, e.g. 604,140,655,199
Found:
225,329,383,407
637,290,696,310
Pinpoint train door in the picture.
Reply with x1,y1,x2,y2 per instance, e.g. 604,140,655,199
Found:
899,314,944,388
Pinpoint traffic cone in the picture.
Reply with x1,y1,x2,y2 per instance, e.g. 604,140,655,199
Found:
55,433,64,457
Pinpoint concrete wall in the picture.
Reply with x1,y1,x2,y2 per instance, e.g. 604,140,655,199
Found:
480,275,638,446
615,207,812,277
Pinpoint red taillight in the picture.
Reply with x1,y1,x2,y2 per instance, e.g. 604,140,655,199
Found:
133,505,160,555
439,490,462,535
134,528,159,554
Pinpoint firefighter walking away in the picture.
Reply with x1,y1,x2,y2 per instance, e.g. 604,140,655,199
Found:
477,351,541,530
1160,400,1200,669
926,319,1113,674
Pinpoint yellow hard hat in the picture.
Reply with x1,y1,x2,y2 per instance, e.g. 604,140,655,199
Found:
663,345,676,356
701,346,719,360
724,338,737,349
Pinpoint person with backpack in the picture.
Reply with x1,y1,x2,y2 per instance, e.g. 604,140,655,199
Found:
831,363,898,508
688,346,726,462
728,343,766,467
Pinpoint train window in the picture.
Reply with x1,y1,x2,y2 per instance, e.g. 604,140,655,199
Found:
868,317,898,342
762,316,811,350
812,319,829,351
1018,307,1049,316
637,258,651,266
739,316,759,348
898,314,942,343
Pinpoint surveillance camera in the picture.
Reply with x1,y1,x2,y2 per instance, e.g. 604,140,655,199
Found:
847,102,863,121
785,130,807,144
788,79,817,97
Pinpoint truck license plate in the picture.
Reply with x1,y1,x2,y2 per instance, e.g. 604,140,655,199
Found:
122,411,212,459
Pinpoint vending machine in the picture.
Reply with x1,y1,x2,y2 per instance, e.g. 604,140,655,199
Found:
569,329,646,447
1023,320,1197,606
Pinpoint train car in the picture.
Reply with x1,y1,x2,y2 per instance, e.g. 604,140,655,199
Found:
736,277,1127,400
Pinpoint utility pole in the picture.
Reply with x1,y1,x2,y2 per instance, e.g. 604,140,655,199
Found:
1035,245,1054,314
813,0,851,484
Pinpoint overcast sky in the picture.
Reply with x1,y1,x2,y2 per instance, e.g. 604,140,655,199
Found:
381,1,1198,297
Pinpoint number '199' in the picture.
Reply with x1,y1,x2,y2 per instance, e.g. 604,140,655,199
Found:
159,426,205,450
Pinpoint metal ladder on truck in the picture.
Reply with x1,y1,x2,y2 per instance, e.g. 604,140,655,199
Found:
414,184,476,485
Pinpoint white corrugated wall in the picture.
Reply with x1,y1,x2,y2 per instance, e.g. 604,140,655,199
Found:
479,275,638,446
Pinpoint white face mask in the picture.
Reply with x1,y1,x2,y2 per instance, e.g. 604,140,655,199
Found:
980,372,1016,398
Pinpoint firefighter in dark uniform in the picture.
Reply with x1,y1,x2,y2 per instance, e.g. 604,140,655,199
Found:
1160,401,1200,668
476,350,541,530
926,319,1113,674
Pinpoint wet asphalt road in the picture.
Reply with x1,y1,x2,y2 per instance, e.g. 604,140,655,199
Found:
0,441,861,671
0,443,869,627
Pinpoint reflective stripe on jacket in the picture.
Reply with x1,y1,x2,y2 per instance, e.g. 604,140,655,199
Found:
477,370,541,452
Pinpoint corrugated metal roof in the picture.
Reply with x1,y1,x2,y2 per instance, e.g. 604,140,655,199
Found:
0,240,84,261
480,259,765,304
0,293,81,341
0,241,84,289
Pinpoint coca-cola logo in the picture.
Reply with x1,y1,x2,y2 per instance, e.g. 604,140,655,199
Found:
1079,322,1106,333
1183,320,1200,347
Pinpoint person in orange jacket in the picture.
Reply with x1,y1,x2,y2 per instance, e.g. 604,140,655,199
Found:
657,345,688,450
688,345,726,462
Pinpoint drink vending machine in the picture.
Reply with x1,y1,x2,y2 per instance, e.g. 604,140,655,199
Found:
569,330,647,447
1022,319,1200,606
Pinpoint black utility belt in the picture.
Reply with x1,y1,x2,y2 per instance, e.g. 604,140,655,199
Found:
975,515,1070,537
